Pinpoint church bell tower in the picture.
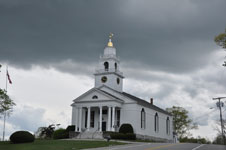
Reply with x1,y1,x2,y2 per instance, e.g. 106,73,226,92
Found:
94,33,124,92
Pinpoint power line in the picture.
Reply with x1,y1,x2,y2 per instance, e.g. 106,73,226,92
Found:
193,109,216,122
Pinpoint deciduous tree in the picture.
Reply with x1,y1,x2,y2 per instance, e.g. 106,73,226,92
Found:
36,124,56,139
0,88,16,140
215,28,226,67
166,106,198,139
0,89,16,116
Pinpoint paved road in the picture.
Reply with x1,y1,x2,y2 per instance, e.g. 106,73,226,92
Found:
85,143,226,150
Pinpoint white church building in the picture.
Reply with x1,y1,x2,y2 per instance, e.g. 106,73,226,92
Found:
71,35,174,142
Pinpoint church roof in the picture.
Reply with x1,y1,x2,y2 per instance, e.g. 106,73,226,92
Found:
99,90,121,100
98,85,171,116
121,92,172,116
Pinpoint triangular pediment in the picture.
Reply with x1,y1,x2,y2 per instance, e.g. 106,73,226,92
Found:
98,85,137,103
72,88,123,103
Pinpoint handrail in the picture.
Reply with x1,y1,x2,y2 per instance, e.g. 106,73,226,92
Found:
92,128,99,139
95,69,123,76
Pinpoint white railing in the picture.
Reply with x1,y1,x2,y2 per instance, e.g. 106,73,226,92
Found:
95,68,123,76
100,55,120,61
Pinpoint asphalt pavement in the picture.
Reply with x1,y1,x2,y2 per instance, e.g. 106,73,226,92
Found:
85,143,226,150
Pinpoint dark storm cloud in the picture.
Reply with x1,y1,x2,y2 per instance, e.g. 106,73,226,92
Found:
0,0,226,73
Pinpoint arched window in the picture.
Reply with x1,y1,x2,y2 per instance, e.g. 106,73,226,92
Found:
115,63,117,70
104,62,109,71
141,108,145,129
92,95,98,99
154,113,159,132
166,117,170,135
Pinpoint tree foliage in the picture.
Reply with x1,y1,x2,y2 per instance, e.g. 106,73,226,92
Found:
36,124,56,139
166,106,198,139
213,119,226,145
213,134,226,145
180,136,211,144
0,88,16,117
215,28,226,49
215,28,226,67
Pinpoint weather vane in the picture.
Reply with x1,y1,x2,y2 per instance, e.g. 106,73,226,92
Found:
109,32,114,39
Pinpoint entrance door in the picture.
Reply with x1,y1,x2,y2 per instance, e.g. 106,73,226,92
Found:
102,122,106,131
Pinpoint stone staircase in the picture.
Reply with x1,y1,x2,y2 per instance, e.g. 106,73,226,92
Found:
76,131,103,139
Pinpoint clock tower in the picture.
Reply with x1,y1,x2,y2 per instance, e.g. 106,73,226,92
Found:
94,33,124,92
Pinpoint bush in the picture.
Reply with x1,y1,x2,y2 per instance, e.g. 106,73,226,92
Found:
110,133,125,139
38,124,55,139
66,125,75,132
180,136,210,144
103,131,136,140
53,128,68,139
126,133,136,140
119,124,134,134
10,131,35,144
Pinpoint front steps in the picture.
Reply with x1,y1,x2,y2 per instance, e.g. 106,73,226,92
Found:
70,131,104,139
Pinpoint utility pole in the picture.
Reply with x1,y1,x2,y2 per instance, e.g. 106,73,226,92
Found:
213,97,226,145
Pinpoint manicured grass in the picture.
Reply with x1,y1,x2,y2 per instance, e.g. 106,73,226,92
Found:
0,139,126,150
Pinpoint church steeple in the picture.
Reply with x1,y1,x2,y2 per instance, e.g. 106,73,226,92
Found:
94,33,124,92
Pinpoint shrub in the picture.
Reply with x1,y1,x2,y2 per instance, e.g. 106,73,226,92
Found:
104,131,136,140
10,131,35,144
119,124,134,134
126,133,136,140
110,133,125,139
66,125,75,132
180,136,210,144
38,124,55,139
53,128,68,139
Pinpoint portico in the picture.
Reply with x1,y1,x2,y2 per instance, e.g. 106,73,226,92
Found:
72,100,122,133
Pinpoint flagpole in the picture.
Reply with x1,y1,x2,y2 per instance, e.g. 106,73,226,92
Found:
5,65,8,92
2,65,8,141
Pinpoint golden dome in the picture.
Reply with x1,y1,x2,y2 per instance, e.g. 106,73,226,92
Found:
107,33,114,47
108,41,113,47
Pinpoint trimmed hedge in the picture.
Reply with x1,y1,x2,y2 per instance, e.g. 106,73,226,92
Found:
103,131,136,140
66,125,75,132
10,131,35,144
119,124,134,134
53,129,69,139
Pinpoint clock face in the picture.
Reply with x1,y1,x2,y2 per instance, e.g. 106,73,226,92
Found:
117,78,120,84
101,76,107,83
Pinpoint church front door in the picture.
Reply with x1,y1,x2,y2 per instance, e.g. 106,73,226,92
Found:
102,122,106,131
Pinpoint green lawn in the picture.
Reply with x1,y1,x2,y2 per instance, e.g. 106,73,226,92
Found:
0,139,126,150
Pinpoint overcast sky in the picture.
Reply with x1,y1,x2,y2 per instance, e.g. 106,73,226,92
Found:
0,0,226,141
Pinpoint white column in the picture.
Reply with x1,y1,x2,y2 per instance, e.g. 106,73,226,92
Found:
79,107,82,132
107,106,111,131
112,106,115,131
75,107,78,131
99,106,102,132
87,107,91,131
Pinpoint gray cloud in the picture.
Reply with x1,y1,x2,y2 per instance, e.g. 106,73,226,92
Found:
1,0,226,139
0,0,226,73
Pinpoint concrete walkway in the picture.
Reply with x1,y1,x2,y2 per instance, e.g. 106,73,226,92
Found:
83,142,149,150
